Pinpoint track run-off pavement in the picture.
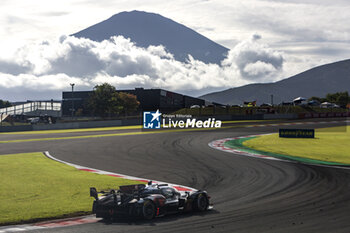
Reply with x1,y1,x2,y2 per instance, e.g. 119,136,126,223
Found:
0,118,349,233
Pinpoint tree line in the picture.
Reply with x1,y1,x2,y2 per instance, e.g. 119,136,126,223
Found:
87,83,140,117
308,91,350,108
0,99,11,108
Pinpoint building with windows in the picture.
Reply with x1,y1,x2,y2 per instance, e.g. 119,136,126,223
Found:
61,88,206,116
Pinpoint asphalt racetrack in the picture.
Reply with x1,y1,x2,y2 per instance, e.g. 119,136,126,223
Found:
1,118,350,233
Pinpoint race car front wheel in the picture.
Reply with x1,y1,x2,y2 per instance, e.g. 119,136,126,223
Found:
194,193,209,212
143,200,156,220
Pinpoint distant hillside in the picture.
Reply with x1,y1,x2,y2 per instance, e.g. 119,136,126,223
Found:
72,10,228,64
201,59,350,105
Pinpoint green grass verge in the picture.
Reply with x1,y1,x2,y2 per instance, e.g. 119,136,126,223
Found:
0,122,30,127
0,125,142,135
0,120,277,136
0,152,144,225
242,126,350,165
0,122,275,144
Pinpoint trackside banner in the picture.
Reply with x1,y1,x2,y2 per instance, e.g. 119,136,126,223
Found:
279,129,315,138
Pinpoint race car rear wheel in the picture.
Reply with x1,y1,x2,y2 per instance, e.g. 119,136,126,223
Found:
143,200,156,220
194,193,209,212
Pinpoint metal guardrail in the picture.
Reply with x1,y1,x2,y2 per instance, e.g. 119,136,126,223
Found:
0,102,61,115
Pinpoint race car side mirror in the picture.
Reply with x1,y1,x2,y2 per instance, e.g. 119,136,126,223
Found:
148,180,152,185
90,187,98,200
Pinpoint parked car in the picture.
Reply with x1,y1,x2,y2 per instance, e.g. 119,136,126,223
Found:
190,105,201,109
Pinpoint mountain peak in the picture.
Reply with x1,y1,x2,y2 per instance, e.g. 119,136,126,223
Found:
108,10,164,21
72,11,228,64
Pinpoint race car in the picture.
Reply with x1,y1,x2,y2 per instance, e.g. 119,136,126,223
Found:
90,181,212,220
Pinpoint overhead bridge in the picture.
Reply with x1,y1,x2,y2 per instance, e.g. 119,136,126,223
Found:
0,101,61,118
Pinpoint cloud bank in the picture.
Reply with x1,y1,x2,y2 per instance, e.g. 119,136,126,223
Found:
222,35,284,80
0,35,284,101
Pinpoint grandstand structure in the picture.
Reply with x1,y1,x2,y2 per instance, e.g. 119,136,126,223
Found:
0,101,61,123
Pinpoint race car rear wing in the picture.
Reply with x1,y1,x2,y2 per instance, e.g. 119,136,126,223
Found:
90,184,147,200
89,187,118,200
119,184,146,194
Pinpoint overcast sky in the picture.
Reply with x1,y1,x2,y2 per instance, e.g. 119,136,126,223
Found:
0,0,349,101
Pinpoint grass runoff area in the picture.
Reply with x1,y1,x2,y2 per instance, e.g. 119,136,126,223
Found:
0,152,143,226
0,120,276,144
242,126,350,165
0,125,142,135
0,119,274,135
